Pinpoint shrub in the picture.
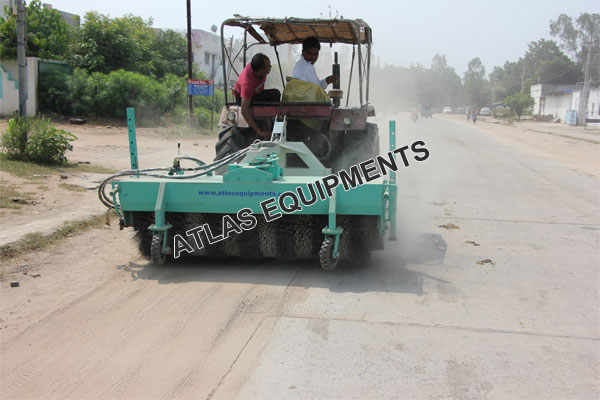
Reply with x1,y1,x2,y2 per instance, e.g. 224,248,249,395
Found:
0,117,76,164
0,116,30,159
195,107,215,128
492,108,512,118
38,67,227,125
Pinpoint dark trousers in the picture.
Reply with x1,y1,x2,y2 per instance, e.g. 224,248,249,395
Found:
235,89,281,105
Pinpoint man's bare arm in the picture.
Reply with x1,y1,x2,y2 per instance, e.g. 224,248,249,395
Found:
240,98,270,138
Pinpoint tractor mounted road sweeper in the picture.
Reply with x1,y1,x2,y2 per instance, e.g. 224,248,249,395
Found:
98,17,426,270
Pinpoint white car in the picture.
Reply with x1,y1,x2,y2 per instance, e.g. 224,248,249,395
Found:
442,107,453,114
479,107,492,116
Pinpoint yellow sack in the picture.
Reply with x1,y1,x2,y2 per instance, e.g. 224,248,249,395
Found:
282,77,330,132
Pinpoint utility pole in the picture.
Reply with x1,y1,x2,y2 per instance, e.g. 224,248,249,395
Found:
16,0,27,117
577,36,593,127
186,0,194,124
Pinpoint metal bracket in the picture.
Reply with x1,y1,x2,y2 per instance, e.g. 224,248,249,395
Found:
388,120,397,241
126,107,139,170
109,186,122,219
270,115,287,142
148,182,172,255
321,187,343,259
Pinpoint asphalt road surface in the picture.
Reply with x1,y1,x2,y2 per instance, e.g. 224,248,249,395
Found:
1,115,598,399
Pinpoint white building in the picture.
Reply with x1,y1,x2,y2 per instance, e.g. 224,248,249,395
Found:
0,57,40,117
530,83,600,127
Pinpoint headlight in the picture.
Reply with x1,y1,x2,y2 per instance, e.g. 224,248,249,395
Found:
227,111,236,121
343,117,352,126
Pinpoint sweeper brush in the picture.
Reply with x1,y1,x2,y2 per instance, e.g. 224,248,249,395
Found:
98,17,403,270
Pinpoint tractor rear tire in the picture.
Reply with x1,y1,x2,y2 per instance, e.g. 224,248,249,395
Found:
214,126,257,162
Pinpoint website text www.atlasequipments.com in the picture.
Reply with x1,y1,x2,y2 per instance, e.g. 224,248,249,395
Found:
197,190,284,198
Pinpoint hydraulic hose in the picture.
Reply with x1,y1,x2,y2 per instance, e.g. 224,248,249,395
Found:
98,146,250,210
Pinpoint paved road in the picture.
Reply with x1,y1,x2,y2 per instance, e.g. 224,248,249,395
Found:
1,115,598,399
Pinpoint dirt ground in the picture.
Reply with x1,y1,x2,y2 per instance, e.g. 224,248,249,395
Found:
0,115,598,398
0,119,217,246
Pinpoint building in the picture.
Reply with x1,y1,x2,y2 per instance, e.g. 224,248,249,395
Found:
0,57,40,117
42,3,80,28
0,0,13,19
171,28,223,83
0,1,79,27
530,83,600,127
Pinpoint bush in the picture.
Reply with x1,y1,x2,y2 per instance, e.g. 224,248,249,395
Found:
493,108,512,118
195,107,215,128
0,117,30,158
38,70,72,114
39,67,227,125
0,117,77,164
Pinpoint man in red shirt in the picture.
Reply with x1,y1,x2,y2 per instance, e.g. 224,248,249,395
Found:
233,53,280,138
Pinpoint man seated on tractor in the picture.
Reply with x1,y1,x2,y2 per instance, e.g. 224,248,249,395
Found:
291,37,338,89
233,53,280,138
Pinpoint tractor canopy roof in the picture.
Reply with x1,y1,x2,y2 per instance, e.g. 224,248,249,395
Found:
221,16,372,46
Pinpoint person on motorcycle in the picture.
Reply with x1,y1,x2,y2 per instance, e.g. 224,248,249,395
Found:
411,106,419,122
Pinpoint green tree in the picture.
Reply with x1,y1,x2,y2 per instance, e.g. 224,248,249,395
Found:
0,0,72,59
68,12,187,77
490,61,522,101
431,54,462,108
523,39,582,85
151,29,188,78
463,57,491,107
504,92,534,121
550,13,600,81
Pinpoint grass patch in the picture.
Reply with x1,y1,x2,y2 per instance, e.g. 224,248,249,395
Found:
0,182,34,209
59,183,87,192
0,154,118,179
0,213,108,261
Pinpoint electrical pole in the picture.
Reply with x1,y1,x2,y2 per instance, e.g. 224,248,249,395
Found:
577,35,593,127
16,0,27,117
186,0,194,124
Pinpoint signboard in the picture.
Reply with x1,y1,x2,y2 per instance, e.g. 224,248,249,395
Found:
187,79,214,96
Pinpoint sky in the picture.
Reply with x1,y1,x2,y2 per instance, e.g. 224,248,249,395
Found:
46,0,598,76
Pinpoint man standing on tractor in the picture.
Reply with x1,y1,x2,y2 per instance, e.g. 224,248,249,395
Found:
233,53,280,138
291,37,338,89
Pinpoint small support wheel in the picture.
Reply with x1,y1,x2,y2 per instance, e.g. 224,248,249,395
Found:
150,232,166,265
319,237,339,271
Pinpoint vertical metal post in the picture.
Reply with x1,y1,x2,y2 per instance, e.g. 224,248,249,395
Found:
389,120,397,241
274,45,285,89
16,0,27,117
366,30,371,104
211,83,215,131
126,108,139,170
578,35,593,127
186,0,194,121
220,23,228,104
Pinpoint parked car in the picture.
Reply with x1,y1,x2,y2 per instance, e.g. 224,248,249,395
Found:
456,107,466,115
479,107,492,116
442,106,453,114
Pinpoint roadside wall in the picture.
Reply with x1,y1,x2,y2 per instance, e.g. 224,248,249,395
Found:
0,57,39,117
543,93,572,121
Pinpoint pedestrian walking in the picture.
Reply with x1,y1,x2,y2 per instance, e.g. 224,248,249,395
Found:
466,106,471,121
472,109,478,123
